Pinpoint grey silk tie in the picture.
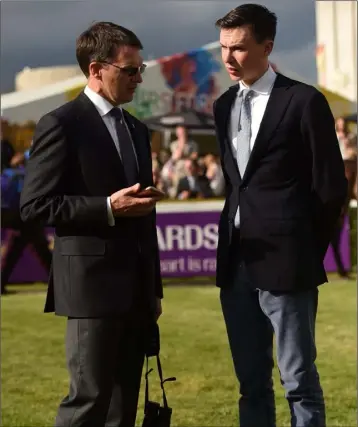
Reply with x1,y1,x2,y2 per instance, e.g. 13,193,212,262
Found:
237,88,253,177
110,108,138,186
234,88,253,227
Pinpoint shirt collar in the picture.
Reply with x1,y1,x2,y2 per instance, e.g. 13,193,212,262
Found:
238,65,276,96
84,85,121,117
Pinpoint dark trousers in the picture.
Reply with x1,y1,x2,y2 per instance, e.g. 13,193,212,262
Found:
55,308,150,427
220,253,325,427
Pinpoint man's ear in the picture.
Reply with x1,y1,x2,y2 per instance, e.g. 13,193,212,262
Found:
264,40,274,57
89,62,103,79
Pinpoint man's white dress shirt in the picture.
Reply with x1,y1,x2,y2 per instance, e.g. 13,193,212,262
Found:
84,86,138,226
228,66,277,227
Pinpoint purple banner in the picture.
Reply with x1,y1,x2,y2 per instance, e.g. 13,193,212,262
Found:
156,211,351,277
1,211,351,283
157,211,219,277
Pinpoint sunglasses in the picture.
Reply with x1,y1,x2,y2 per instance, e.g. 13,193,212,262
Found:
102,62,147,76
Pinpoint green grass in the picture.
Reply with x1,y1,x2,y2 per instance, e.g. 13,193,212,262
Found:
1,277,356,426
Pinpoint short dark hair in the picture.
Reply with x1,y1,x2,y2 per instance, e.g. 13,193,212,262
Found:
76,21,143,77
215,4,277,43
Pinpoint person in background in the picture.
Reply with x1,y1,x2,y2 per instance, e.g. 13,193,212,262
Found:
176,158,213,200
152,159,168,197
213,4,347,427
1,143,52,295
204,153,226,197
329,117,357,278
1,118,15,172
335,116,357,201
1,141,15,172
170,125,198,161
1,119,31,171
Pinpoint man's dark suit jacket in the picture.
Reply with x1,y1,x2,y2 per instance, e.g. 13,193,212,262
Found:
214,73,347,291
20,92,163,317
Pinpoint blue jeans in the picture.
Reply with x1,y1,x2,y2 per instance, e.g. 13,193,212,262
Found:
220,263,325,427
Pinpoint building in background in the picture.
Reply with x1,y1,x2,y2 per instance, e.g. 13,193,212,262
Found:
15,65,82,92
316,0,357,103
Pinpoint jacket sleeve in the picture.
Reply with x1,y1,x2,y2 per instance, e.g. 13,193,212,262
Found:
20,113,108,227
301,90,348,258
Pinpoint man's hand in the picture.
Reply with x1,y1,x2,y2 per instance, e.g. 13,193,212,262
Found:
10,152,25,167
110,183,161,217
179,190,190,200
155,298,162,320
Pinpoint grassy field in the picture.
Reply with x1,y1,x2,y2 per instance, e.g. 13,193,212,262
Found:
1,277,356,426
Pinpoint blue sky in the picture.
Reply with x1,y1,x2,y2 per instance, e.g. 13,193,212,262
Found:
1,0,317,93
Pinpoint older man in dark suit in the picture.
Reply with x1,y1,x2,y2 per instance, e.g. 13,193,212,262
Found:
20,22,164,427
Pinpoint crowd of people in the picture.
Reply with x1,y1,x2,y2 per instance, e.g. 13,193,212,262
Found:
1,118,225,201
151,125,225,199
0,119,225,294
2,116,356,203
1,115,357,209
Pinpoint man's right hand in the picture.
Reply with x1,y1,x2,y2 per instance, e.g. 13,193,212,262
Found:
110,183,161,217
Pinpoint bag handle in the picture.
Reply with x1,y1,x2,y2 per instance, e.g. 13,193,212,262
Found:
144,356,153,409
156,354,176,408
144,355,176,409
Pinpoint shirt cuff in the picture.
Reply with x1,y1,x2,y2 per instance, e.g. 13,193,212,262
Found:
106,197,115,226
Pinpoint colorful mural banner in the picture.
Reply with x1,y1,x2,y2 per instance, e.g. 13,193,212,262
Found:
63,44,356,122
62,47,289,121
1,206,351,283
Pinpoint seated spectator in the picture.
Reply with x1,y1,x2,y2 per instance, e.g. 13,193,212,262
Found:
204,154,225,197
161,151,187,198
176,158,213,200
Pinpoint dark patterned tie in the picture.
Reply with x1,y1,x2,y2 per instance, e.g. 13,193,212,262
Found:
110,108,138,186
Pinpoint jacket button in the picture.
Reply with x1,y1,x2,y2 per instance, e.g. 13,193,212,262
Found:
241,186,248,192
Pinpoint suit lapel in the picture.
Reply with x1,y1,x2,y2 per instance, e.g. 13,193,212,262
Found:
243,74,293,181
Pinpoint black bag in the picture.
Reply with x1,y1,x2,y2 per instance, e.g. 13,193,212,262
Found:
142,323,176,427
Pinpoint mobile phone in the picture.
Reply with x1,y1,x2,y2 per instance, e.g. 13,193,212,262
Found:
138,186,165,197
